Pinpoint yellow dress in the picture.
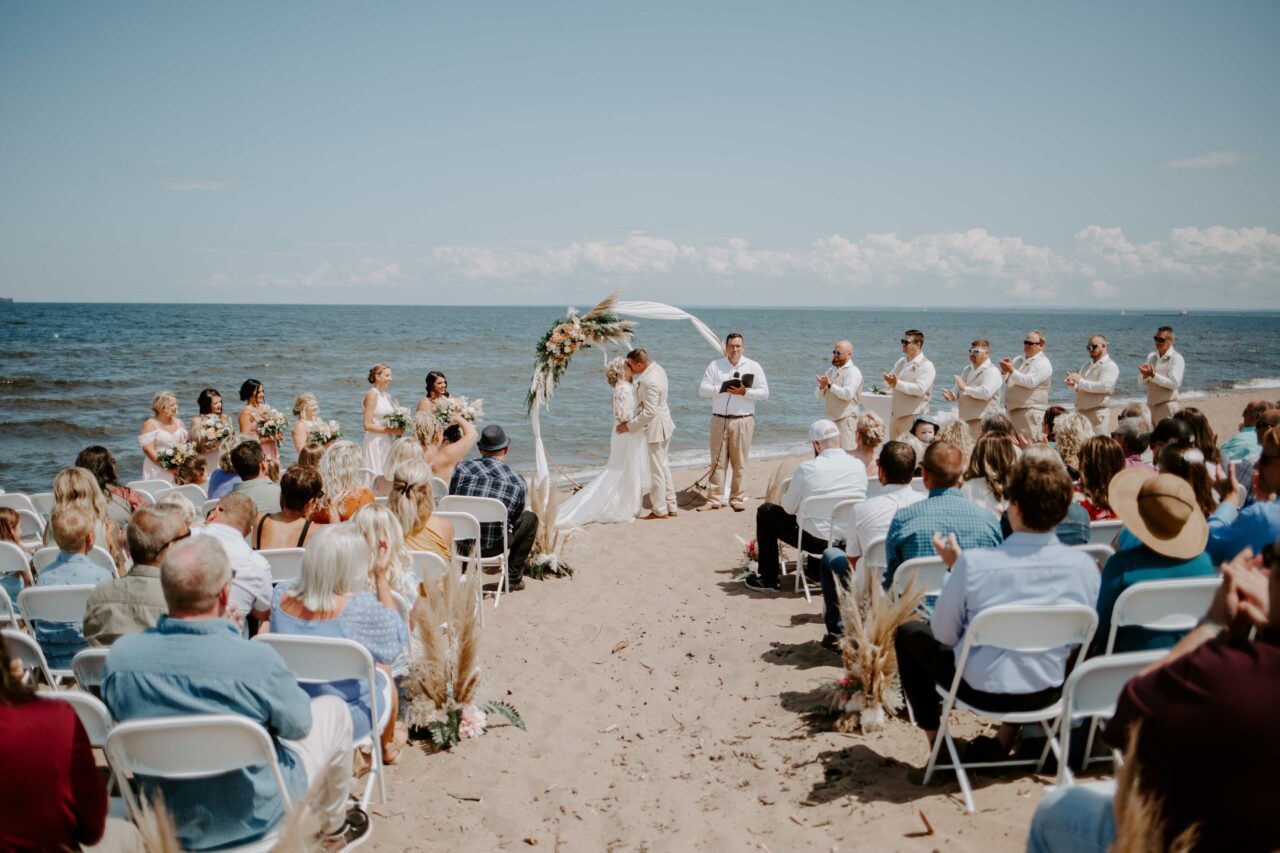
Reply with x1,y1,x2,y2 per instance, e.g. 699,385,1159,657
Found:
404,521,451,561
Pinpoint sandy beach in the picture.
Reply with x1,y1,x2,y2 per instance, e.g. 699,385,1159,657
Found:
361,390,1260,850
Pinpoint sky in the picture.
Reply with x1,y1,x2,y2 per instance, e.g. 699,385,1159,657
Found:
1,0,1278,308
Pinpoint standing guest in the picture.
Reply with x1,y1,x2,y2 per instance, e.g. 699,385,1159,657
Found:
942,339,1002,439
311,440,376,523
450,425,538,591
139,390,188,484
1207,427,1280,562
1175,407,1227,480
815,339,862,451
372,436,425,497
1050,411,1094,478
1140,325,1185,424
1111,417,1155,471
84,505,187,647
743,420,868,592
896,455,1100,760
1075,435,1124,520
851,412,884,481
389,458,454,562
935,419,974,469
191,387,231,479
883,441,1002,591
361,363,403,478
43,466,126,569
884,329,935,440
291,392,326,458
297,442,326,470
103,537,368,849
816,441,924,647
416,369,450,415
999,330,1053,442
960,434,1017,516
34,509,115,668
1065,334,1119,434
1221,400,1273,462
698,333,770,512
199,493,274,628
237,378,279,464
75,445,148,528
230,440,282,514
253,465,324,549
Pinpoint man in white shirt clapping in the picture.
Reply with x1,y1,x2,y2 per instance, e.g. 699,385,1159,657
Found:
1140,326,1185,424
942,339,1002,439
816,339,862,451
884,329,936,439
698,332,769,512
1000,330,1053,442
1066,334,1119,434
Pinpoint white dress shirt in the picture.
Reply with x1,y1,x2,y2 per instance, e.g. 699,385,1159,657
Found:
1073,355,1119,411
889,353,936,420
837,483,926,560
781,449,868,539
956,359,1003,423
816,361,863,421
1004,352,1053,411
699,356,769,417
1142,347,1185,405
195,522,273,617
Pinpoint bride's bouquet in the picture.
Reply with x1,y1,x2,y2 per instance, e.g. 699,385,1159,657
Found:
195,416,231,450
157,441,198,471
256,408,290,442
307,419,343,446
433,395,483,428
383,405,412,432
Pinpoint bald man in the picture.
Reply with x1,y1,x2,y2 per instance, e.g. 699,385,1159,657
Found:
816,339,863,450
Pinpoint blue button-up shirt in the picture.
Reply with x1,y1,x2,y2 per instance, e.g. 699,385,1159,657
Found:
33,552,113,668
884,487,1002,589
103,617,312,850
1220,427,1260,463
1207,498,1280,564
931,532,1101,694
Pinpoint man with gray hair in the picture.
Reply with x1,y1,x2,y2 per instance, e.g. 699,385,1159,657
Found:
83,505,188,647
102,537,367,849
196,492,272,626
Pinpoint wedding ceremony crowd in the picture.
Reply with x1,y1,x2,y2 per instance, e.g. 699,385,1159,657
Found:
1,322,1278,851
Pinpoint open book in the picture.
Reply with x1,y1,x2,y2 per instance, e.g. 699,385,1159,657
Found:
719,374,755,393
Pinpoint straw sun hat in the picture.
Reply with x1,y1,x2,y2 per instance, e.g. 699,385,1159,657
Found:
1107,468,1209,560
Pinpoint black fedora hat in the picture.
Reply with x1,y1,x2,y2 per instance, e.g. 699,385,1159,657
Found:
477,424,510,453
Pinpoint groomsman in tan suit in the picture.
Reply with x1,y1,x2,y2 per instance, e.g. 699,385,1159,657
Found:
884,329,935,439
1066,334,1119,433
941,339,1002,438
1140,326,1185,424
619,348,678,519
1000,329,1053,440
816,339,862,450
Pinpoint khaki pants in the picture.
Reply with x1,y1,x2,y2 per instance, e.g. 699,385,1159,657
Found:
891,415,918,442
1009,407,1045,442
647,438,677,517
834,415,858,451
965,419,984,440
1150,400,1179,425
1079,407,1110,435
708,415,754,506
281,695,355,836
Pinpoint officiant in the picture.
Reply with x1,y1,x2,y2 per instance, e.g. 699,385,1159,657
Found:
697,332,769,512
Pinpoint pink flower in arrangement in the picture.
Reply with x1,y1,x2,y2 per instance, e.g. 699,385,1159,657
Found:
458,704,488,740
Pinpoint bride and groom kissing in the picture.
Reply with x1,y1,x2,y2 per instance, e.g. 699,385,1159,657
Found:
557,348,677,527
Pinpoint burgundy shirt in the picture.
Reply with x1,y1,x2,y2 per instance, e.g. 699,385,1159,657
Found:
1106,631,1280,851
0,698,107,851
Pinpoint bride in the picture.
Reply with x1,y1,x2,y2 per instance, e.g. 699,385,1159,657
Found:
557,357,650,527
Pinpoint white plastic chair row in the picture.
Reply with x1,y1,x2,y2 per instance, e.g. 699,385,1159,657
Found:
17,584,96,679
2,627,57,688
153,483,208,505
437,496,510,606
31,545,116,574
790,495,861,602
1087,519,1123,547
126,480,172,499
11,508,46,549
0,541,35,589
260,548,304,586
430,477,449,499
891,555,949,602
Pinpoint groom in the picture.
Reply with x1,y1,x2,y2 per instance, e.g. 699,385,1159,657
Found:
617,348,678,519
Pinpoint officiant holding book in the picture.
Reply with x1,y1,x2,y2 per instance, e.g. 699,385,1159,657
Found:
698,332,769,512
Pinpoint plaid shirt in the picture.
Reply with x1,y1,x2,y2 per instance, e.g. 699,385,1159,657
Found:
884,487,1002,589
449,457,527,549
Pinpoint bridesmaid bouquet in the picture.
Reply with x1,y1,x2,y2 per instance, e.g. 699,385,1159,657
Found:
433,395,484,428
383,405,412,432
308,419,344,446
195,416,231,450
257,408,290,441
157,441,198,471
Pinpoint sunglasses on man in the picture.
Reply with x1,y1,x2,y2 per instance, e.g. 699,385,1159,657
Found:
1154,336,1170,343
1023,339,1042,347
1087,343,1103,351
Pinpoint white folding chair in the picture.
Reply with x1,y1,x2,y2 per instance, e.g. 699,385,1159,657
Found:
201,498,220,517
153,483,208,504
31,545,116,574
1073,543,1114,568
437,496,511,606
1104,576,1221,656
865,479,887,499
1055,650,1166,786
357,467,377,490
922,604,1098,813
1087,519,1124,547
891,556,949,602
0,587,19,628
791,495,857,602
253,634,387,808
2,627,58,688
909,477,928,494
409,550,448,582
0,540,34,593
0,492,40,517
430,477,449,499
14,508,45,548
126,480,172,499
39,688,114,747
859,536,889,593
17,584,95,679
30,491,55,521
72,647,110,694
828,499,861,549
105,714,293,853
259,547,305,586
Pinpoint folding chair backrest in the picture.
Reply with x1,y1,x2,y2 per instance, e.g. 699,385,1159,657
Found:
963,604,1098,656
260,548,305,586
0,493,39,516
34,545,114,573
154,484,208,505
438,495,507,525
0,541,33,585
390,591,411,625
1107,577,1221,654
200,498,220,517
1055,649,1165,786
18,584,94,624
409,550,447,582
254,633,376,685
72,647,109,693
30,492,55,521
892,556,948,600
126,480,172,499
431,477,449,499
909,477,927,494
0,587,18,628
1088,519,1123,547
2,627,56,687
828,499,861,548
1073,543,1114,568
39,689,113,747
15,509,45,545
863,536,888,573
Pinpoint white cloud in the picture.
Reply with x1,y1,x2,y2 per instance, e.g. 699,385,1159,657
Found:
1164,150,1248,169
1091,279,1119,299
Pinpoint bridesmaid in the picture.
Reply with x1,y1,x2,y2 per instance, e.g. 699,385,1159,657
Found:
415,370,449,415
139,391,188,484
191,388,231,480
238,378,279,463
292,392,325,457
362,364,401,477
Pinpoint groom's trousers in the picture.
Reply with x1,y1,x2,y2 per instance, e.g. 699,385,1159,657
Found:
647,438,677,517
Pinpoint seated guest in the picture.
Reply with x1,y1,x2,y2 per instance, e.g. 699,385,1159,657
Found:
416,410,479,485
1117,401,1151,432
850,412,884,480
979,411,1016,439
198,493,272,628
1158,444,1219,518
744,420,868,592
1175,406,1228,481
1148,415,1194,461
1208,426,1280,562
1027,546,1279,852
354,503,417,601
997,445,1091,546
1050,412,1094,479
1089,469,1215,656
910,416,937,445
816,441,923,647
1111,417,1154,472
960,434,1017,515
896,455,1100,759
43,466,126,570
103,537,367,849
1221,399,1274,462
84,506,187,647
268,524,407,763
883,441,1002,591
1042,404,1068,444
254,465,324,549
207,434,251,500
34,508,115,669
449,425,537,591
296,442,326,470
229,440,282,514
155,491,202,529
75,445,148,528
389,458,454,562
1075,435,1124,520
372,437,424,497
310,440,376,523
0,507,31,603
173,454,207,487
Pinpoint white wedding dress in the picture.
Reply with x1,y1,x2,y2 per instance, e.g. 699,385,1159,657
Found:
557,380,650,527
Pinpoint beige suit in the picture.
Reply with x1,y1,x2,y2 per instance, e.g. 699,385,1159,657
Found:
1073,355,1119,434
1142,347,1184,425
629,362,677,517
1004,352,1053,440
889,354,935,439
817,361,862,450
955,360,1002,438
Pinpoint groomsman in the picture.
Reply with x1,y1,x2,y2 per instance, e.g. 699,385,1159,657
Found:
884,329,935,439
1000,329,1053,440
698,333,769,512
1140,326,1185,424
1066,334,1119,434
942,339,1002,438
816,339,862,451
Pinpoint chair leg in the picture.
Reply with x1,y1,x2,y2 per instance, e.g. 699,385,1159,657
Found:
921,717,949,787
1081,718,1099,768
943,731,975,814
1035,720,1059,773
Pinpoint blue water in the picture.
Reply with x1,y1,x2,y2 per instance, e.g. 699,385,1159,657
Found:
2,302,1278,494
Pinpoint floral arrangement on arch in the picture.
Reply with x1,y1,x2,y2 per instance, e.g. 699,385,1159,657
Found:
307,420,344,446
526,292,635,414
256,407,290,441
433,395,483,428
157,442,199,471
383,404,412,432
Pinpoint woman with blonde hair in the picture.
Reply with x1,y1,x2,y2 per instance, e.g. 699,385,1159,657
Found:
371,437,424,498
361,363,402,478
353,503,413,599
154,491,202,528
309,440,376,523
291,392,325,458
42,467,125,570
1052,411,1095,478
935,419,975,468
139,390,188,484
851,412,885,480
961,434,1017,515
388,458,453,561
412,408,477,484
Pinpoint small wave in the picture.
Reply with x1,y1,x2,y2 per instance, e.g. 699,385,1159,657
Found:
1227,377,1280,392
0,418,112,439
0,351,38,359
